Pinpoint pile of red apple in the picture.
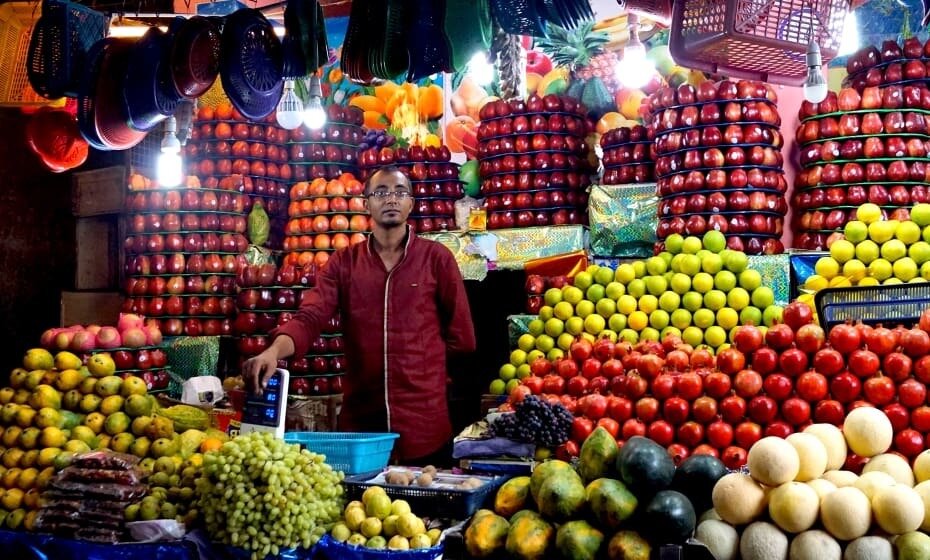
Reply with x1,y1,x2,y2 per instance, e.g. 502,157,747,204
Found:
793,86,930,249
505,301,930,469
358,145,463,233
600,125,655,185
233,262,344,397
282,174,370,269
476,94,593,230
39,314,171,392
122,177,247,337
524,273,571,314
649,80,787,255
286,105,364,182
845,37,930,91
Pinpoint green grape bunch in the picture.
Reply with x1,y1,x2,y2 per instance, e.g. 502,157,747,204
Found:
196,432,345,559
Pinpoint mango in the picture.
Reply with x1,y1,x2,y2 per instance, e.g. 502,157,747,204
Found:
586,478,638,530
578,426,618,483
465,511,509,557
495,476,533,518
556,520,604,560
505,511,553,560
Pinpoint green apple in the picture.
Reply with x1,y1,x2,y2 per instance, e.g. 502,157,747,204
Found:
506,379,521,394
856,202,882,224
868,220,897,244
660,326,682,340
539,306,554,321
884,277,903,285
701,253,723,275
703,290,727,311
543,288,563,306
703,230,726,253
553,301,575,321
671,309,692,330
681,236,703,254
608,313,627,332
574,271,593,291
909,241,930,265
739,306,763,327
640,327,660,341
814,256,840,279
516,364,531,379
727,287,750,310
594,266,614,286
499,364,516,381
693,308,715,329
738,269,762,291
544,318,564,337
527,319,545,336
509,349,527,366
724,251,748,274
628,311,649,331
605,282,625,300
526,350,545,365
844,220,868,243
638,295,658,314
670,273,692,295
682,326,704,347
646,256,667,276
650,310,670,330
563,286,584,305
627,279,646,298
679,254,702,276
546,348,564,361
596,298,616,318
692,272,714,294
557,333,574,351
583,314,606,335
617,295,638,315
911,203,930,226
842,260,867,282
565,316,584,336
632,261,646,278
716,307,739,330
658,251,673,265
586,284,606,302
586,264,601,275
659,291,680,313
869,258,893,281
880,239,907,262
670,254,686,273
682,291,704,312
615,264,636,284
619,329,639,344
714,270,737,292
894,257,918,281
922,261,930,281
517,334,536,352
751,286,775,309
665,233,684,254
645,275,668,296
575,300,595,318
489,379,506,395
762,305,783,327
599,330,618,343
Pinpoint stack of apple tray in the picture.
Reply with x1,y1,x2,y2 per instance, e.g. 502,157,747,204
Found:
793,37,930,250
476,93,594,230
650,80,788,255
600,124,655,185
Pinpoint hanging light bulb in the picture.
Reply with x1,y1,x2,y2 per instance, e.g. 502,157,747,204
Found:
157,116,182,187
803,40,828,103
467,52,494,86
276,80,304,130
615,14,655,89
303,75,327,130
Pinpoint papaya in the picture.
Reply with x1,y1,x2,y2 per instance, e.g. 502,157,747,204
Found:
617,436,675,499
607,531,651,560
530,459,574,503
495,476,532,518
505,511,553,560
556,520,604,560
586,478,637,530
536,469,586,521
578,426,618,483
465,511,509,557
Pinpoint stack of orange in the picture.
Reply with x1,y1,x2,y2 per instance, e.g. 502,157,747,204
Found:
283,173,370,268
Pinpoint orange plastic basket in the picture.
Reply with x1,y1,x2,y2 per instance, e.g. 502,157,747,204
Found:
669,0,848,85
0,2,60,106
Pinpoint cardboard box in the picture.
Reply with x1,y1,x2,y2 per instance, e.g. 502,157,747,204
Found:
72,166,126,217
75,215,121,290
60,291,122,326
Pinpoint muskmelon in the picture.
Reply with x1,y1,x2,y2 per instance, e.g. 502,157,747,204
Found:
843,407,892,458
913,480,930,531
820,487,872,541
711,473,767,526
787,433,828,482
804,424,847,471
695,520,738,560
822,470,859,488
872,484,925,535
740,521,788,560
843,536,893,560
862,453,915,487
853,471,897,500
807,478,838,500
769,482,819,533
790,530,841,560
747,437,800,486
914,450,930,484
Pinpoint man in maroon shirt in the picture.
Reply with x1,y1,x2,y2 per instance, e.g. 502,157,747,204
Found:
244,166,476,463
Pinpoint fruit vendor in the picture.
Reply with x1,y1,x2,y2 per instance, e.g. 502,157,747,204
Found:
245,166,476,464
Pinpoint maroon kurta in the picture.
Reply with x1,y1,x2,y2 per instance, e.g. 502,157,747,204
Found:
273,230,476,460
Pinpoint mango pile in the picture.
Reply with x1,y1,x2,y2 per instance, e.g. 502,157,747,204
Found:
329,486,441,550
0,348,224,530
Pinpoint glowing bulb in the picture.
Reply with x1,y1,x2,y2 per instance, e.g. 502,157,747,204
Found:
276,80,303,130
803,40,828,103
303,75,327,130
838,10,859,57
615,14,655,89
467,52,494,86
157,116,182,187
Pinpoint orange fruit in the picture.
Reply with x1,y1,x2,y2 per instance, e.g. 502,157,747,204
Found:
200,438,224,453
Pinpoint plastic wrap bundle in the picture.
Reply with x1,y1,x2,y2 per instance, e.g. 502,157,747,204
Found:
35,451,146,543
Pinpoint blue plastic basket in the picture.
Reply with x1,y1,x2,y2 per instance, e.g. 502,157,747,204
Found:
284,432,399,475
815,283,930,330
26,0,106,98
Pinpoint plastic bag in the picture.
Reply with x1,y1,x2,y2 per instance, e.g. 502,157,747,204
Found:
59,466,143,485
248,201,270,246
71,450,140,470
315,534,443,560
127,520,187,543
48,479,147,500
588,183,658,258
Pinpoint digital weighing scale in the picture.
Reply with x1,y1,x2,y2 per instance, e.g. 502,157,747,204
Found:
239,368,289,438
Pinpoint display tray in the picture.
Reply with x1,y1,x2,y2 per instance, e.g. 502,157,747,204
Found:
125,230,246,236
128,186,251,195
288,161,357,167
479,110,583,122
489,205,578,214
658,186,784,198
130,293,236,298
659,209,785,218
480,129,583,142
800,107,930,122
798,204,915,212
125,250,242,256
799,132,930,147
191,153,291,163
343,470,508,519
478,149,585,161
655,96,775,111
658,231,782,240
124,272,237,277
287,211,369,219
601,139,653,149
655,164,784,179
284,140,359,148
801,156,930,165
195,137,281,145
653,120,780,134
655,142,780,157
479,167,580,178
290,194,367,201
87,345,166,352
602,161,654,169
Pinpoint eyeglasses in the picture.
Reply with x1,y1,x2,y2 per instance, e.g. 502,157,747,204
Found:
367,190,412,200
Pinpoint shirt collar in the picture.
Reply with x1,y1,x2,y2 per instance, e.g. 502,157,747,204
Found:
366,225,414,257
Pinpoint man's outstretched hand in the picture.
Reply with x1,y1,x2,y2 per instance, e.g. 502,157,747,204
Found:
243,349,280,395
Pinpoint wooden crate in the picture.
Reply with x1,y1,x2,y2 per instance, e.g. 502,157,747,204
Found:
60,291,121,326
75,215,120,290
72,166,126,217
